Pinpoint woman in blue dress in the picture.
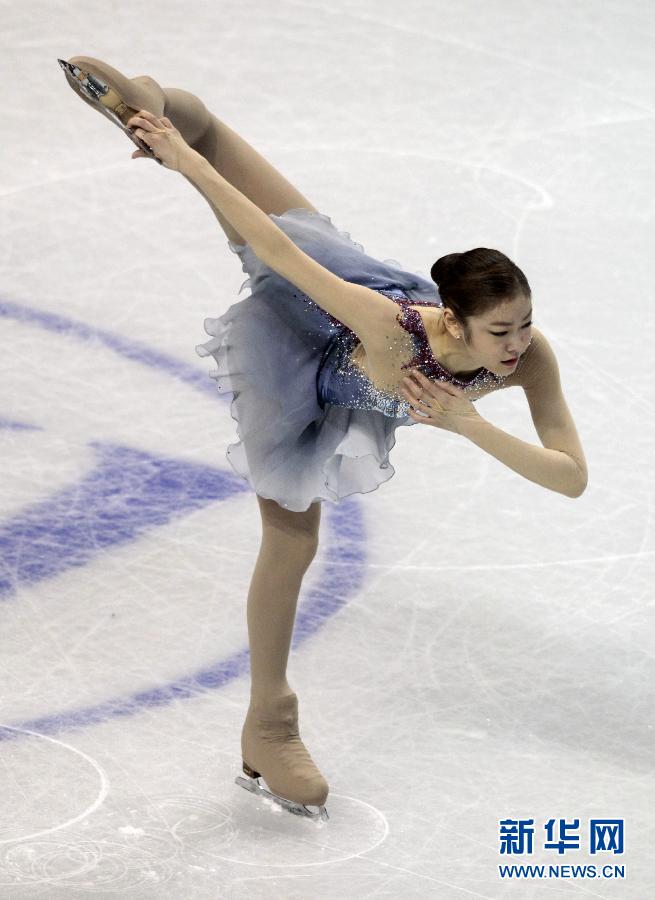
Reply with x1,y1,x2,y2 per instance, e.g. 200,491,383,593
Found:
60,57,588,821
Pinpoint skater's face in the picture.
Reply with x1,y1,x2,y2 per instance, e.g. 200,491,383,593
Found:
465,294,533,375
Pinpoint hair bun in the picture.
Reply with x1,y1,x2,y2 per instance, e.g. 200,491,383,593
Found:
428,247,531,324
430,252,462,288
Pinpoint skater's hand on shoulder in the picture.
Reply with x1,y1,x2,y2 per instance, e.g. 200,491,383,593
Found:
126,110,195,172
400,370,481,434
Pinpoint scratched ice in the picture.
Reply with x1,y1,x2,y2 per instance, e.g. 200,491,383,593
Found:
0,1,653,897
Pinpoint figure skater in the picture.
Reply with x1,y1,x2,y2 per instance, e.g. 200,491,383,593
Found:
58,57,588,822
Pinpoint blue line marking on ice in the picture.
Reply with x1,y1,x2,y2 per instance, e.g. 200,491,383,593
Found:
0,297,214,394
0,441,249,600
1,498,364,740
0,298,367,740
0,419,44,431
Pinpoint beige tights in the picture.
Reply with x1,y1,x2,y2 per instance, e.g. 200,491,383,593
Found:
68,56,319,244
248,497,321,702
66,58,328,803
67,56,323,683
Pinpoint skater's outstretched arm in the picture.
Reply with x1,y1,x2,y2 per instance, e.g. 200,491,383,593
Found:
128,111,400,345
401,328,588,498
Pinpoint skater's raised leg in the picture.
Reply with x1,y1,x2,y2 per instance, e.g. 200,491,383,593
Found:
67,55,320,243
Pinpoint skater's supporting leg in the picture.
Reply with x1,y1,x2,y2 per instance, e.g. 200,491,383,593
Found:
240,496,328,809
248,497,321,701
68,56,319,244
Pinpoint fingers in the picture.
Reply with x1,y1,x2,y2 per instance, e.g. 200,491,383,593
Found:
400,374,420,402
400,379,430,411
131,109,157,124
126,114,158,132
410,370,462,397
401,371,445,401
400,370,462,423
126,110,170,133
400,380,435,419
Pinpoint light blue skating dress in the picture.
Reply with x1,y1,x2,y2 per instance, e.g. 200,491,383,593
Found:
195,209,504,511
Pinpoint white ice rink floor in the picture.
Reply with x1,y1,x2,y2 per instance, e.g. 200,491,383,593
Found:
1,1,653,897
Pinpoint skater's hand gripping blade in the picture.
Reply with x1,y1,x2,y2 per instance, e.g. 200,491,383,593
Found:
56,58,162,164
235,775,329,822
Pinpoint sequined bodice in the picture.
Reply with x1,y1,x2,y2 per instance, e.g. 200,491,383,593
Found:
316,289,507,418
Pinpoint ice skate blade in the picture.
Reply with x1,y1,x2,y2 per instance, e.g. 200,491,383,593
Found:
235,774,329,822
56,58,162,165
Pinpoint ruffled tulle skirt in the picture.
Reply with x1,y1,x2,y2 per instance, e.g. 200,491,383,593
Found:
195,208,436,511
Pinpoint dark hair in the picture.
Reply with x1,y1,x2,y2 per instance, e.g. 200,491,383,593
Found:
430,248,531,327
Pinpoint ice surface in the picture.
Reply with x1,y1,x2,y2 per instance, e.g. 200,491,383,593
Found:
0,0,653,896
